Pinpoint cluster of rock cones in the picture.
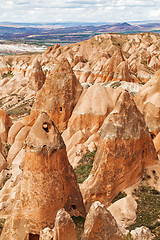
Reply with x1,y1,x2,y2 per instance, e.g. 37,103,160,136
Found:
0,32,159,239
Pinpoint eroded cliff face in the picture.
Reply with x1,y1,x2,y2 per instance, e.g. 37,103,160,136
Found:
81,90,158,211
62,85,123,167
30,58,83,132
1,112,85,240
0,32,160,239
135,70,160,135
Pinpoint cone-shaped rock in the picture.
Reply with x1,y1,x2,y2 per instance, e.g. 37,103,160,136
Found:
81,90,157,211
27,59,46,91
1,112,85,239
31,59,83,132
106,49,125,81
52,208,77,240
82,201,124,240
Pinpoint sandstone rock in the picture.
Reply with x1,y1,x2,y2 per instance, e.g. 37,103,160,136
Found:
135,70,160,135
31,59,83,132
0,153,7,172
0,59,10,74
131,226,154,240
82,201,124,240
63,85,122,167
108,196,137,229
1,112,85,239
40,209,78,240
8,121,24,145
0,110,12,144
112,61,131,82
14,126,31,142
81,90,157,211
52,208,77,240
153,132,160,155
40,227,54,240
106,49,125,81
7,140,23,165
27,58,46,91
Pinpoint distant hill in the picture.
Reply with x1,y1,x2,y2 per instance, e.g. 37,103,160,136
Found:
0,21,160,48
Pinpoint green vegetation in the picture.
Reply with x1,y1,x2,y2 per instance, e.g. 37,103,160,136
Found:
72,216,85,240
111,191,127,203
0,172,12,190
2,70,13,78
123,232,134,240
75,150,97,184
0,218,6,234
3,143,11,159
128,184,160,240
7,103,30,116
110,81,121,89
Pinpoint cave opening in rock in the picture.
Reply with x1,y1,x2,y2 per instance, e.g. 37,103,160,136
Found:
42,122,49,133
72,204,77,210
60,107,63,112
29,233,40,240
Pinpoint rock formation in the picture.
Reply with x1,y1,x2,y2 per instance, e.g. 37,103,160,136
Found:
40,209,77,240
135,70,160,135
27,58,46,91
82,201,124,240
62,85,123,167
31,58,83,132
153,132,160,156
81,90,158,211
108,195,137,229
0,110,12,159
52,208,77,240
1,112,85,240
130,226,154,240
1,32,160,239
0,110,12,145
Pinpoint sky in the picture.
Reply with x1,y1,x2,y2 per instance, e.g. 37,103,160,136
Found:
1,0,160,23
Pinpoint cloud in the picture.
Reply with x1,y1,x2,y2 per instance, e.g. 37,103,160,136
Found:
0,0,160,22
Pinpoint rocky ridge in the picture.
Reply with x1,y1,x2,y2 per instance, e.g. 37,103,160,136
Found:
0,32,159,239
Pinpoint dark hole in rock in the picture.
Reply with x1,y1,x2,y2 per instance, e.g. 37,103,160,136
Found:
60,107,62,112
146,174,151,179
42,122,49,133
153,170,156,174
150,133,156,139
29,233,40,240
72,204,77,210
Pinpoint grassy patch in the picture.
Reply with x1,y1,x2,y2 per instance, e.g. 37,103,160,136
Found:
72,216,85,240
7,104,30,116
0,218,6,235
6,99,32,117
74,150,97,184
111,191,127,203
128,184,160,240
3,143,11,159
110,81,121,89
124,232,134,240
2,70,13,78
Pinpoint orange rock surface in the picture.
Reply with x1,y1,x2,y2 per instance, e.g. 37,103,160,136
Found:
135,70,160,135
81,90,158,211
63,85,123,167
1,112,85,239
83,201,124,240
27,58,46,91
31,58,83,132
